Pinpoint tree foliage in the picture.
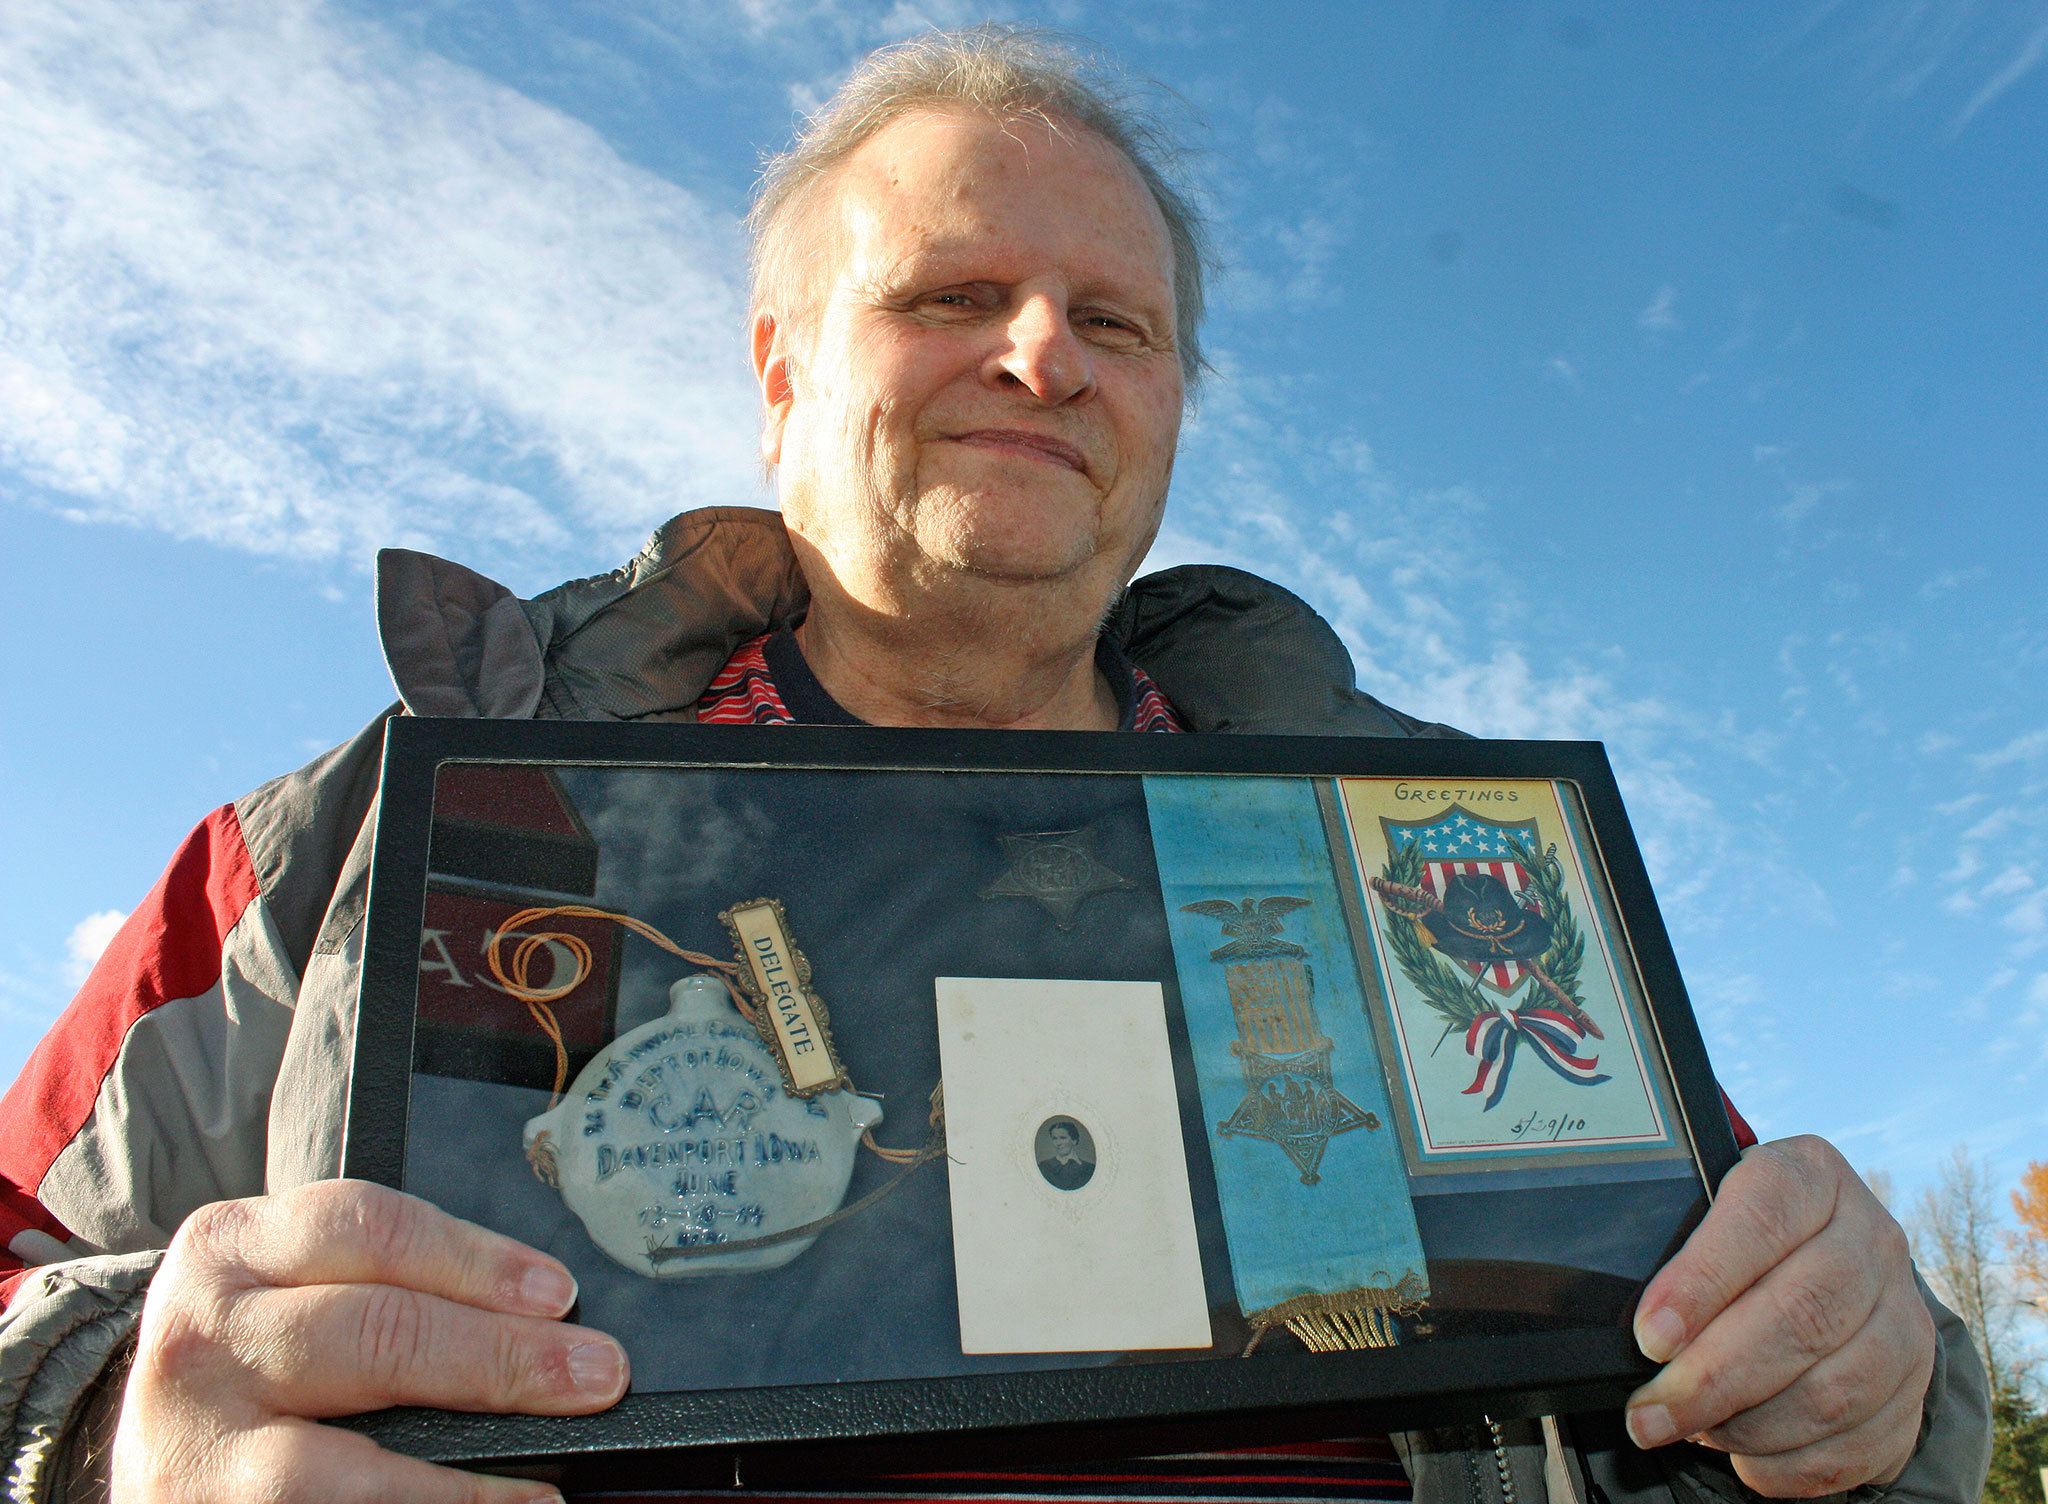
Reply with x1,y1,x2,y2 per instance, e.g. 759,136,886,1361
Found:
1907,1149,2046,1504
1984,1382,2048,1504
2010,1159,2048,1309
1911,1148,2023,1410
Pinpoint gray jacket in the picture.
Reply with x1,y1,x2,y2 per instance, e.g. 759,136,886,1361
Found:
0,508,1989,1504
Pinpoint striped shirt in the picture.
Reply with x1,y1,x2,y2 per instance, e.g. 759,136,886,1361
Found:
696,630,1186,734
576,1436,1415,1504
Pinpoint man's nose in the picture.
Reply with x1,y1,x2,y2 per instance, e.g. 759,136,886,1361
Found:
989,294,1095,405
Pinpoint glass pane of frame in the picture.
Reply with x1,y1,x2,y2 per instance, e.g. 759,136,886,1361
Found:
350,722,1734,1470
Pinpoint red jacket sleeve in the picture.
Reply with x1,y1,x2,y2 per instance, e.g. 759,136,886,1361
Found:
1,807,264,1308
1721,1089,1758,1150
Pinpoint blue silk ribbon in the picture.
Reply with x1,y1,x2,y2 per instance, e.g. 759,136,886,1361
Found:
1144,775,1428,1344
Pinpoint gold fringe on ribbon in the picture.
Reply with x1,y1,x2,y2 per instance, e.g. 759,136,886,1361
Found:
1244,1271,1429,1355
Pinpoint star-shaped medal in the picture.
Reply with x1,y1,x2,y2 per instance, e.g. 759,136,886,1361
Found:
1218,1063,1378,1185
981,827,1134,930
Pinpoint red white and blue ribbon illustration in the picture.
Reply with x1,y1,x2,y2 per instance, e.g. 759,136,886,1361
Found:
1461,1006,1610,1110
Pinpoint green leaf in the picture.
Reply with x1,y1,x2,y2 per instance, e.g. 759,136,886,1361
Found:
1504,832,1588,1012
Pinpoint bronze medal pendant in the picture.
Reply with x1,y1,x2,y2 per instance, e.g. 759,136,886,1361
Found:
982,826,1134,930
1181,896,1378,1186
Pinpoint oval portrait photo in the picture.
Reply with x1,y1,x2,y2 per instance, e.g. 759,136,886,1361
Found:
1034,1116,1097,1191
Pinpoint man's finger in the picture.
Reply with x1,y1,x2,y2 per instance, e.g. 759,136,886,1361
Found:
1627,1209,1887,1443
237,1417,569,1504
1659,1286,1921,1458
1632,1137,1844,1362
1712,1283,1932,1469
1724,1357,1927,1499
182,1181,577,1317
229,1284,629,1418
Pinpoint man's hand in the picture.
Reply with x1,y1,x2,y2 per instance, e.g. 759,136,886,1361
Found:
111,1180,628,1503
1626,1135,1935,1499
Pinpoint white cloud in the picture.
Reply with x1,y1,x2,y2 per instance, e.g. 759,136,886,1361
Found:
1776,479,1836,528
1944,848,1984,885
0,0,765,572
1273,214,1347,302
1954,15,2048,131
2006,883,2048,940
1158,355,1781,958
1973,727,2048,770
1798,0,2048,141
1961,805,2019,842
1750,444,1853,534
63,909,128,986
1918,566,1980,600
737,0,1013,111
1637,284,1680,332
1980,864,2035,901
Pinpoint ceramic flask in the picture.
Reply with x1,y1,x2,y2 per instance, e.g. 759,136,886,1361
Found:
523,975,882,1278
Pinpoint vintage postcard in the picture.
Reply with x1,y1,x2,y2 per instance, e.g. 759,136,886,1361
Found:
1334,778,1680,1165
934,977,1211,1356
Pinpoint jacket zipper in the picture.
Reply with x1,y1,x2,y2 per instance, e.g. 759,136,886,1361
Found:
1486,1415,1518,1504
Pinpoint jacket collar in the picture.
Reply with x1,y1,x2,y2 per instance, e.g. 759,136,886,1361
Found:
377,505,1452,737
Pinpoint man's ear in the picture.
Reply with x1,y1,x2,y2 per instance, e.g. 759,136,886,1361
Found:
751,310,796,468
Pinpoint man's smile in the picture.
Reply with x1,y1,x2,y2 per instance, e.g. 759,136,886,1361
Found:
945,429,1090,474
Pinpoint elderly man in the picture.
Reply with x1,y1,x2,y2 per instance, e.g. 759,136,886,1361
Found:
0,27,1987,1504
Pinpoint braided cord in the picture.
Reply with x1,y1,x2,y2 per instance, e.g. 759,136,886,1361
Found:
483,903,935,1162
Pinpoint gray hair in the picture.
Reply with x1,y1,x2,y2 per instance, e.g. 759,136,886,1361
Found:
747,25,1212,391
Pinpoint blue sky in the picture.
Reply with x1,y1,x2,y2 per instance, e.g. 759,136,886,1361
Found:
2,0,2044,1212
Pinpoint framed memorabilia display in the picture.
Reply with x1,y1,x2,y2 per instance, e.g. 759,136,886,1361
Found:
343,719,1739,1488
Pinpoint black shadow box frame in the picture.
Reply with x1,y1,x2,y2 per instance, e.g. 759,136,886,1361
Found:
342,718,1739,1491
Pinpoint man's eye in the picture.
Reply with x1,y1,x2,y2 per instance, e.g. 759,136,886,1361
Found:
1079,313,1143,346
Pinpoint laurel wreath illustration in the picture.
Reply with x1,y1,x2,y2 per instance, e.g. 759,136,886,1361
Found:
1379,834,1587,1047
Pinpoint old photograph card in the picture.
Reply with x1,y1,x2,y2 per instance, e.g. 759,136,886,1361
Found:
935,977,1211,1356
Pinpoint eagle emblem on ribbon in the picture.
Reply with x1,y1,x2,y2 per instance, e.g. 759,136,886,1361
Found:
1370,807,1608,1110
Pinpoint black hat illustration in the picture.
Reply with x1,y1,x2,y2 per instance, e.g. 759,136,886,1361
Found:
1422,872,1553,964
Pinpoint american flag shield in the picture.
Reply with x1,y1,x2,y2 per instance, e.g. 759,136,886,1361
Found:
1384,807,1545,996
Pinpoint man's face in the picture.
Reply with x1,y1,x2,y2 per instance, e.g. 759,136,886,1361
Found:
760,109,1184,613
